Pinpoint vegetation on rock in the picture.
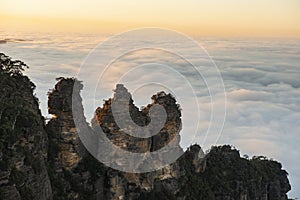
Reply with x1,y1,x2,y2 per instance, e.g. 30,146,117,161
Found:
0,53,52,200
0,53,292,200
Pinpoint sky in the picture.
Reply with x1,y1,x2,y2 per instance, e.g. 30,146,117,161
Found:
0,31,299,197
1,0,300,37
0,0,300,197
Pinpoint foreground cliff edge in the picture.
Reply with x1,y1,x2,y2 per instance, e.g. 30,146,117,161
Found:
0,53,292,199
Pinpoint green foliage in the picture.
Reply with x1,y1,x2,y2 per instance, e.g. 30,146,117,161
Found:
176,144,289,199
0,53,48,198
24,151,42,173
19,186,34,200
0,53,38,146
177,146,215,199
9,168,26,187
75,155,106,180
0,53,291,199
45,124,60,164
139,191,177,200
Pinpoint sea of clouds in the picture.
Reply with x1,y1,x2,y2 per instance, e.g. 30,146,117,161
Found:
0,31,299,198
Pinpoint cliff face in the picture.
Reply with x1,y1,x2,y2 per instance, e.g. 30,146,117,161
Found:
0,53,292,200
46,78,105,199
0,53,52,200
92,84,183,199
47,77,85,170
175,145,291,200
46,78,291,200
93,84,182,153
46,79,184,199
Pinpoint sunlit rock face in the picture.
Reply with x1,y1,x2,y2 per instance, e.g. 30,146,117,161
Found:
47,78,85,170
92,84,184,199
46,78,290,200
93,83,182,153
46,78,97,199
46,79,185,199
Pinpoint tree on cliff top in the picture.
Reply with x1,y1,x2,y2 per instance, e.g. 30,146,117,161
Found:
0,53,28,77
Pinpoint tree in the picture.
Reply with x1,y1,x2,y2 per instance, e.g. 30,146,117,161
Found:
0,53,28,77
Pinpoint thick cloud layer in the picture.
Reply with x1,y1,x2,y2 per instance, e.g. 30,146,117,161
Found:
0,32,299,198
202,38,300,198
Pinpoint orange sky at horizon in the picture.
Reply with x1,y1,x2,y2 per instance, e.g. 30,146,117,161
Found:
1,0,300,37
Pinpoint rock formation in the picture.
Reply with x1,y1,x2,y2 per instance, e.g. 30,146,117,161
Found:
92,83,184,199
0,53,52,200
93,84,182,153
47,77,86,170
45,78,291,200
0,53,292,200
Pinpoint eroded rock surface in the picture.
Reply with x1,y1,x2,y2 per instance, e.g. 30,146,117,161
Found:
0,53,292,200
45,78,290,200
